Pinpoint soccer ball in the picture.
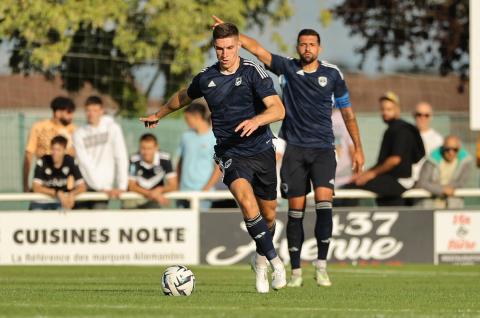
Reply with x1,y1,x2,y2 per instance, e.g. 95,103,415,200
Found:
161,265,196,296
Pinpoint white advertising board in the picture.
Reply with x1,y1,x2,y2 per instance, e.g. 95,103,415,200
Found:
0,210,199,265
434,211,480,264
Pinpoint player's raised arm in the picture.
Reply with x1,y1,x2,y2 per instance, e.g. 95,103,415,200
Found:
140,88,192,128
235,95,285,137
212,15,273,68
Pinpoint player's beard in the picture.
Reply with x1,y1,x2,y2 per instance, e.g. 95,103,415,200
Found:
300,53,316,65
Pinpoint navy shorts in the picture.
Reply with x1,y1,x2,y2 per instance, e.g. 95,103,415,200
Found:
215,147,277,201
280,144,336,198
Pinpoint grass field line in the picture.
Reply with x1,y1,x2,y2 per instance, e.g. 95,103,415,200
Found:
1,302,479,314
329,268,480,277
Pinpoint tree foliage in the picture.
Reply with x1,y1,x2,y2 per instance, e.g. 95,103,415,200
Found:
332,0,469,91
0,0,292,116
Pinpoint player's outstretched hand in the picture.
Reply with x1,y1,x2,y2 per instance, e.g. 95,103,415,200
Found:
140,114,160,128
235,118,260,137
211,15,224,29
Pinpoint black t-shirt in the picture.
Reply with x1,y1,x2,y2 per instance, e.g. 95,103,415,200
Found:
129,151,175,190
377,119,425,178
187,58,278,157
33,155,84,192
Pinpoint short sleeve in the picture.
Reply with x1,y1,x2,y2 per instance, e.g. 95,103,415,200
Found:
187,73,203,100
32,159,45,184
162,159,174,176
250,66,278,100
70,160,83,183
333,68,351,109
267,54,291,76
25,124,39,154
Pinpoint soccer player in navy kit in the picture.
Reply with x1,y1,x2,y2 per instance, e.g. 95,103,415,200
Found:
141,23,287,293
212,16,365,287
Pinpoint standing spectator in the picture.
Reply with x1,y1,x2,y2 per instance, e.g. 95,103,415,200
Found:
128,133,177,208
346,91,424,206
73,96,129,209
416,136,472,208
23,96,76,192
414,102,443,156
411,102,444,183
31,135,86,210
177,103,221,208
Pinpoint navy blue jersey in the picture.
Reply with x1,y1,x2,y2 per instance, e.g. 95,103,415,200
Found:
187,58,277,157
268,54,351,149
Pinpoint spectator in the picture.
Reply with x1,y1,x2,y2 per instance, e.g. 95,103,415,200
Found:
411,102,444,183
416,135,473,208
73,96,129,209
414,102,444,156
31,135,86,210
177,102,221,209
345,91,424,206
332,108,354,188
23,96,76,192
128,133,177,208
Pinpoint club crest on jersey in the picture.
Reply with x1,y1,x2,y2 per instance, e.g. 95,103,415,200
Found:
318,76,328,87
62,166,70,175
235,77,242,86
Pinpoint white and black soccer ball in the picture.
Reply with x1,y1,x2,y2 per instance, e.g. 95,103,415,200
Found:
161,265,196,296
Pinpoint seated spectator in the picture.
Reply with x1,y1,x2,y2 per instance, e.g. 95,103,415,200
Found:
416,135,473,208
31,135,86,210
344,91,425,206
177,102,221,209
128,133,177,208
73,96,129,209
24,96,76,192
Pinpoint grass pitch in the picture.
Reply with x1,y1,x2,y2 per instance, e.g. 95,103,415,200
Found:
0,264,479,317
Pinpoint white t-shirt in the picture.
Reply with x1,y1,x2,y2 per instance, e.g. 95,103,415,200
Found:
73,116,129,191
411,128,444,183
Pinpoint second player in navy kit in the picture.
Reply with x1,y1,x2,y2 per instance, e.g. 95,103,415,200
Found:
141,22,287,293
212,15,365,287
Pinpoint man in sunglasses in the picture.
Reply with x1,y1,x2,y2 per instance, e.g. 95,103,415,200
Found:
413,102,443,156
416,135,473,208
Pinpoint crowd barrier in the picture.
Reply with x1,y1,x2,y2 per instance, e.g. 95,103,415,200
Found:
0,189,479,266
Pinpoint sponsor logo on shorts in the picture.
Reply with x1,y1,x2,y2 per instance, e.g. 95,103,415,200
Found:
281,183,288,193
224,159,232,169
329,179,335,185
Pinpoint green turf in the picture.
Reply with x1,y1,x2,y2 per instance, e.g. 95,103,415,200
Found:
0,264,479,317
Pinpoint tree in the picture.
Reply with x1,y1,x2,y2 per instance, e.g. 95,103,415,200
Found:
331,0,469,92
0,0,292,116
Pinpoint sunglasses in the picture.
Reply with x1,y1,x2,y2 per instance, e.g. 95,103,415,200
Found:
442,147,459,153
414,112,431,118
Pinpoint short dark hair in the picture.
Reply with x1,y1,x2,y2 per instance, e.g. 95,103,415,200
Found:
213,23,239,41
140,133,158,144
51,135,68,148
85,95,103,107
50,96,75,112
185,103,210,121
297,29,321,45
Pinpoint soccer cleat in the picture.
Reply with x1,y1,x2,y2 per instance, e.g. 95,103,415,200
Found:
314,263,332,287
287,275,303,287
271,262,287,290
250,255,269,293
